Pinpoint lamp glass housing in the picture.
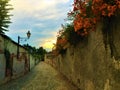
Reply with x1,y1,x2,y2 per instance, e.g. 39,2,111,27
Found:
27,31,31,39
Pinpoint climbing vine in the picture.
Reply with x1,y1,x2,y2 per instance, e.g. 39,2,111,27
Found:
53,0,120,56
69,0,120,36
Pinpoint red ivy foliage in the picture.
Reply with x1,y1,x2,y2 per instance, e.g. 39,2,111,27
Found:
70,0,120,36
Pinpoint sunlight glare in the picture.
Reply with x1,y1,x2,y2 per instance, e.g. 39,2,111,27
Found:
43,39,56,50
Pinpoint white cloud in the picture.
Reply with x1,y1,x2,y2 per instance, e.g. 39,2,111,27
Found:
31,37,56,51
6,29,29,35
33,9,67,20
10,0,69,12
33,23,45,28
31,29,58,50
10,0,70,21
7,0,71,50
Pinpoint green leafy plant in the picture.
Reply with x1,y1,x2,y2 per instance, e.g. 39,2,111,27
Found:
0,0,13,34
53,23,88,56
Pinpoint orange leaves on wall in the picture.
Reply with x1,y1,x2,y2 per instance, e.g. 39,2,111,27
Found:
92,0,120,17
74,16,96,36
56,37,67,47
116,0,120,8
74,15,83,32
53,36,68,55
72,0,120,36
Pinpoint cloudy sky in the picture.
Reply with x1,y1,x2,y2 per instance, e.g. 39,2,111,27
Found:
6,0,73,51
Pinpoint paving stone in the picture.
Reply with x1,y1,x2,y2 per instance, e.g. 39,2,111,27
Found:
0,62,78,90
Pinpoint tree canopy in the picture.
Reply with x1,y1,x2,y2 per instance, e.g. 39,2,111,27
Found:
0,0,13,34
23,44,47,61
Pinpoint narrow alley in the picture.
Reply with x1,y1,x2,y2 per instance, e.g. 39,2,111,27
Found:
0,62,78,90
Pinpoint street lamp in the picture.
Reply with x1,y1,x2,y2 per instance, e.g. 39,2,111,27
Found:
26,30,31,39
17,31,31,58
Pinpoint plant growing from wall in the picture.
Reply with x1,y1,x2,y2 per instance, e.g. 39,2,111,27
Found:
53,0,120,57
55,35,68,55
69,0,120,36
53,23,88,55
62,24,87,46
67,0,120,58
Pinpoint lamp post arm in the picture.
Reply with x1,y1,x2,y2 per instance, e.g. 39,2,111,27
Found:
17,30,31,59
19,37,29,39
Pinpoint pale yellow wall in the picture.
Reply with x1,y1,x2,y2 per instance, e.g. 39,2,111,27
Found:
0,36,5,83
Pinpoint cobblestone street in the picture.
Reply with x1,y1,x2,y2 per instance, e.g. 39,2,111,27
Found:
0,62,77,90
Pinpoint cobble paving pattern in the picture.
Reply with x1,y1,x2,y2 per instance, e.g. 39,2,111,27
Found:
0,62,78,90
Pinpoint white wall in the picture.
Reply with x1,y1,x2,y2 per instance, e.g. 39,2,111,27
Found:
0,34,38,84
30,54,35,70
13,58,25,76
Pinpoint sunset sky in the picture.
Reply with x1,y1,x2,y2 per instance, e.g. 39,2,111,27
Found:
6,0,73,51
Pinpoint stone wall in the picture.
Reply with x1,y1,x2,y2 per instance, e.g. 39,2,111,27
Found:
52,16,120,90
